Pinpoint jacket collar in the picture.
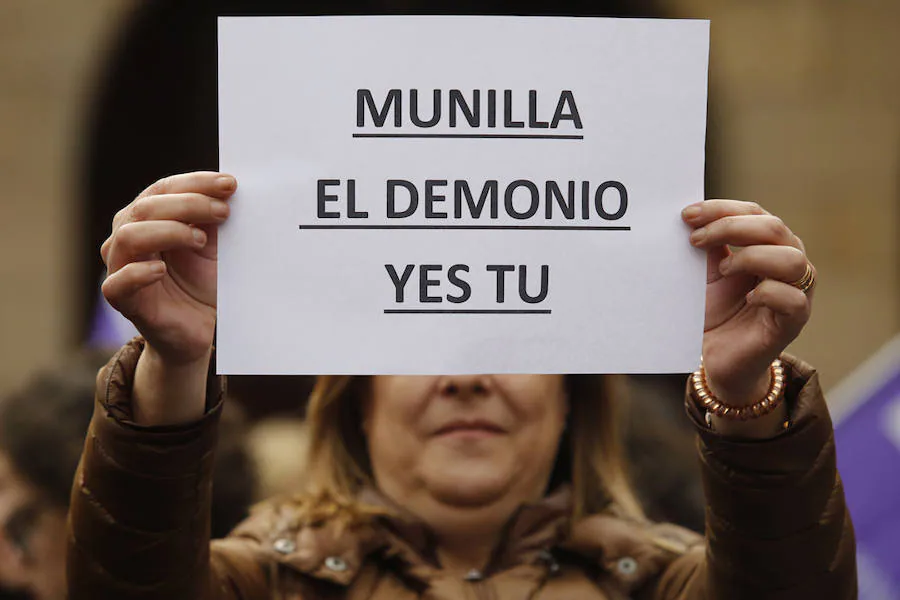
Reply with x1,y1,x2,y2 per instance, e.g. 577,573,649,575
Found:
246,485,699,589
358,485,573,576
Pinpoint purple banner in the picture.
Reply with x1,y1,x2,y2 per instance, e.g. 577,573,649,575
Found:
834,339,900,599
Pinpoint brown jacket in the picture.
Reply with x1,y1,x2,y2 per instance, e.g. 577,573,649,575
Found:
67,339,857,599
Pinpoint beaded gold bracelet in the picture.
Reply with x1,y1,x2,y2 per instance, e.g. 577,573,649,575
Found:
691,359,786,421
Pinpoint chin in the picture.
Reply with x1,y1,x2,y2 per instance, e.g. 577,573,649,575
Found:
431,483,509,508
425,466,513,508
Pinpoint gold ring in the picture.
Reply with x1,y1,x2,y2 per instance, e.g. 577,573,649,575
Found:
789,263,816,294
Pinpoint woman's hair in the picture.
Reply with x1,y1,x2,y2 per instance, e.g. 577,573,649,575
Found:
300,374,644,523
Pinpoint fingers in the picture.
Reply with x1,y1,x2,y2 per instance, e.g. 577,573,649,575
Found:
111,172,237,232
719,245,809,283
101,261,167,315
132,193,230,224
746,279,811,327
682,199,803,251
682,199,768,227
138,171,236,201
105,221,207,272
689,214,801,250
103,171,235,265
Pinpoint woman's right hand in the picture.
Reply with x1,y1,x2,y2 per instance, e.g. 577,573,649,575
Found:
101,172,237,366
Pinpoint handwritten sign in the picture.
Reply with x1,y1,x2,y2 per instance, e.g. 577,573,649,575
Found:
217,16,710,375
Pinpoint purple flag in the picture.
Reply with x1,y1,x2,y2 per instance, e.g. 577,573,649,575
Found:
833,336,900,599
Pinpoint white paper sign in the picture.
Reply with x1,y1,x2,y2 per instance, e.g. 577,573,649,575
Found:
217,16,709,375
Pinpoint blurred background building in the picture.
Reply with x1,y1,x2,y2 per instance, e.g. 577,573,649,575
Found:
0,0,898,598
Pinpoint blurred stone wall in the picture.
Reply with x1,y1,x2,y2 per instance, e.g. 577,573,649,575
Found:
0,0,132,389
0,1,897,397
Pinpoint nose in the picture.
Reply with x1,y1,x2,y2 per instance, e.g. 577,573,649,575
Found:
436,375,494,399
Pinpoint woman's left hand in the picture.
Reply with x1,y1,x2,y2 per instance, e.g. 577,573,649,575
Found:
681,200,815,405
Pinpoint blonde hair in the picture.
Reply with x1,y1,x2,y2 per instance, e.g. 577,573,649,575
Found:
298,375,644,525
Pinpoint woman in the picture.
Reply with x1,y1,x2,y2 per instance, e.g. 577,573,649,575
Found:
67,172,856,598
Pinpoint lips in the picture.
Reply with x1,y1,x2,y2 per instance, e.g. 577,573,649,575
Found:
434,420,506,436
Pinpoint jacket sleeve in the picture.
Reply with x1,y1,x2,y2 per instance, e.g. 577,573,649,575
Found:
652,355,857,600
66,338,273,600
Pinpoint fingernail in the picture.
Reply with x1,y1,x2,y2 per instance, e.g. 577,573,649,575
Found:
745,288,756,303
682,204,701,220
193,228,207,246
719,256,732,273
690,228,707,245
211,201,229,220
217,175,236,191
150,261,165,275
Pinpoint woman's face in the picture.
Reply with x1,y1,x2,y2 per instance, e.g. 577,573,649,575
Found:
363,375,568,511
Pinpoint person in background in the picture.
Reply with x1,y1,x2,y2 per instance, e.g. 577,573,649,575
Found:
0,352,103,600
0,350,256,600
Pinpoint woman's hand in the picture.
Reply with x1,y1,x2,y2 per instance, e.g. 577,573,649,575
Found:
681,200,815,407
101,172,236,365
101,172,236,425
